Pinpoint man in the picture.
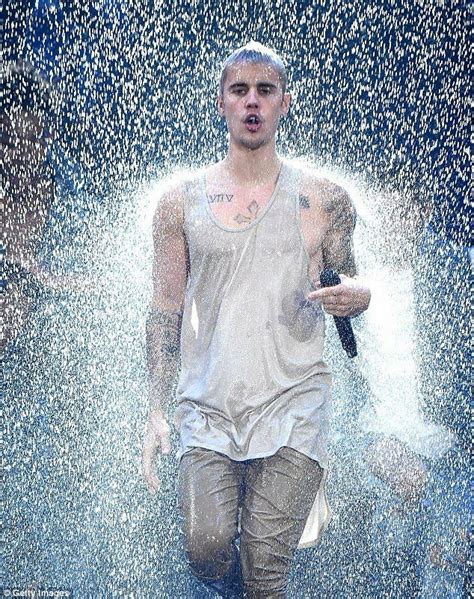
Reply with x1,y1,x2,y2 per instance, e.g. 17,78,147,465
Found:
1,60,87,355
142,41,371,598
2,60,55,352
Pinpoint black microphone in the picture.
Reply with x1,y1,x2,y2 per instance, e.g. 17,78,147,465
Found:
319,269,357,358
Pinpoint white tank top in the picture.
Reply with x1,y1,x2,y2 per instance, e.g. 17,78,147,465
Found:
173,158,333,470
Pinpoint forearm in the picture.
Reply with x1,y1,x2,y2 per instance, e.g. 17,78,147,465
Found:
145,306,182,417
319,185,370,316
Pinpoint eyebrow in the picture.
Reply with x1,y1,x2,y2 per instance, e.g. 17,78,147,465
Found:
228,82,278,90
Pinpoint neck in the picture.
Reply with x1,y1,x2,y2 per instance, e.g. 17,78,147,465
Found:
222,140,281,185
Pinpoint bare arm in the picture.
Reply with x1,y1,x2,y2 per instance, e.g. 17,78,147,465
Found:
321,184,357,276
308,181,370,317
146,308,183,414
143,184,188,494
146,189,188,409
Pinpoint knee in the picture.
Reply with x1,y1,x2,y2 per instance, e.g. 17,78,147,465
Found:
185,530,234,580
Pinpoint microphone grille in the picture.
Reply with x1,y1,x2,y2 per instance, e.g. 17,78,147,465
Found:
320,269,341,287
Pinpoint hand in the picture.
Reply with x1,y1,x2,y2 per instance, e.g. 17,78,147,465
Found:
307,274,371,317
363,436,428,505
141,410,171,496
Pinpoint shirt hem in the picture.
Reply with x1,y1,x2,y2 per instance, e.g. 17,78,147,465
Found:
176,442,329,469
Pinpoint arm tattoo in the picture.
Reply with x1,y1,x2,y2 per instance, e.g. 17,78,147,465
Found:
322,187,357,276
145,307,183,413
299,195,310,209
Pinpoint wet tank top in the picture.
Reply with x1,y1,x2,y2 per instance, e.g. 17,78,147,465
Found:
173,158,333,471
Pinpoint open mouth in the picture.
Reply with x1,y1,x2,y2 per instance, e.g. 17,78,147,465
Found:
245,115,262,131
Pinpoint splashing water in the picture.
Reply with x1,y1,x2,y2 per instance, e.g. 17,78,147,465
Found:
4,2,470,598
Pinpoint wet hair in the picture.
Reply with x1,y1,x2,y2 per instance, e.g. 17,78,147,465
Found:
219,41,288,97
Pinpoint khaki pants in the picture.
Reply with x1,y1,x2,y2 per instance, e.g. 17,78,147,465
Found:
177,445,323,598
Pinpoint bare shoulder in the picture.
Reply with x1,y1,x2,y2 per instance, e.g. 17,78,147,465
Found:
299,166,354,212
151,168,201,234
297,165,356,230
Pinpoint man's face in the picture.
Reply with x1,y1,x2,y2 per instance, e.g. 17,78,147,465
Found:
0,110,49,190
218,62,291,151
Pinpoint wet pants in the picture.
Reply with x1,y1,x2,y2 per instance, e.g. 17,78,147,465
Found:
177,445,324,598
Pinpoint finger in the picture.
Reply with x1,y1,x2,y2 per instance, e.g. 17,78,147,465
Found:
146,471,160,495
321,295,345,305
320,299,346,311
321,300,349,315
321,303,337,313
160,432,171,454
142,455,161,492
141,438,158,463
324,301,352,313
326,308,351,317
155,421,172,454
308,286,342,301
150,471,160,493
308,289,330,300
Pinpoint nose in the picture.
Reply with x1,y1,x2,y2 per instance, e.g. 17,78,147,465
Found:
245,87,259,107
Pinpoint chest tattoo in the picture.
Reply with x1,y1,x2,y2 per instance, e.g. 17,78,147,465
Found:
207,193,234,203
233,200,260,225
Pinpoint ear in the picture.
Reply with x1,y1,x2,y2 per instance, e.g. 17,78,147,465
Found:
217,95,225,117
281,92,291,116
